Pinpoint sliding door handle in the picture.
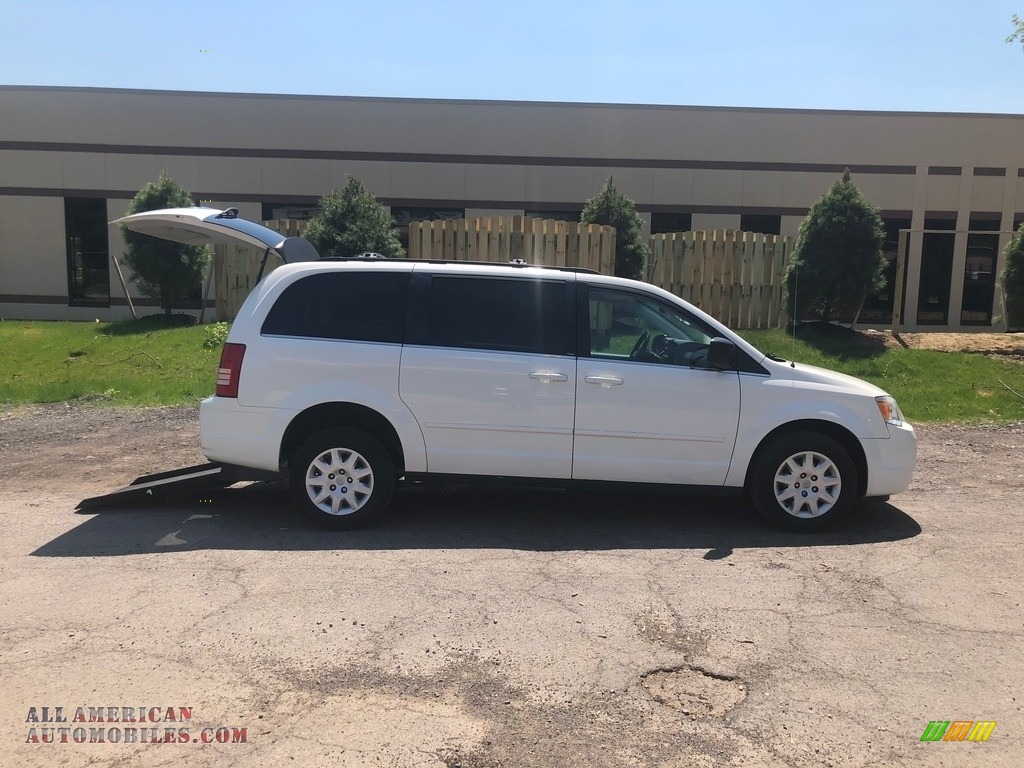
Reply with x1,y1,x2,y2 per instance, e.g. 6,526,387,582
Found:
529,371,568,383
584,375,624,387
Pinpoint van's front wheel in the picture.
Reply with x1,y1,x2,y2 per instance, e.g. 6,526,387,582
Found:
290,428,395,529
749,431,857,532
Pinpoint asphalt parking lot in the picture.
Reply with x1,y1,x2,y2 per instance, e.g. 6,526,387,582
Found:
0,405,1021,767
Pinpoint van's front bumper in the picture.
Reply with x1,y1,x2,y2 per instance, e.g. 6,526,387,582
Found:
862,420,917,497
199,397,282,473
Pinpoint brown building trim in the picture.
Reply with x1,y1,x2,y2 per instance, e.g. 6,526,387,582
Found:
0,189,925,222
973,167,1006,177
0,187,138,199
928,166,961,175
0,294,67,305
639,204,807,216
0,187,250,201
518,202,583,213
0,189,809,212
0,140,917,175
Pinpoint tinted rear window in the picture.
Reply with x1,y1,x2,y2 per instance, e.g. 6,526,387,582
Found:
427,276,566,354
262,271,409,343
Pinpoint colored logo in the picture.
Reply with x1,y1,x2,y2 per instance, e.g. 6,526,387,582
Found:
920,720,996,742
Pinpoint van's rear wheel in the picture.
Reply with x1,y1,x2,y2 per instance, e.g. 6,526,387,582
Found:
749,431,857,532
290,428,395,529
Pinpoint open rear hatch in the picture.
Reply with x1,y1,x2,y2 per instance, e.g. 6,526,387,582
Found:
114,206,320,280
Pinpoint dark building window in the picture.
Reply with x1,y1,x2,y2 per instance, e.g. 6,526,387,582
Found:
650,212,692,234
524,209,582,222
261,272,409,343
427,277,566,355
962,216,1000,325
917,217,957,324
739,214,781,235
261,203,320,221
64,198,110,307
392,207,465,226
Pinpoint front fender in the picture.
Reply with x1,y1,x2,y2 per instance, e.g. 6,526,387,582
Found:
724,375,887,488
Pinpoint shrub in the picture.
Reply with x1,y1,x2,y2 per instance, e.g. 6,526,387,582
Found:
305,176,405,259
121,173,210,316
1003,223,1024,329
784,169,886,324
581,177,649,280
202,322,230,350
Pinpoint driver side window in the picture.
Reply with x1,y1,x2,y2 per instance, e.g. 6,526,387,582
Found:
589,291,654,358
587,287,713,366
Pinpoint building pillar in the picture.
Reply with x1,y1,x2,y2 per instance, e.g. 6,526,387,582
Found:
946,169,975,330
902,166,930,327
780,216,803,239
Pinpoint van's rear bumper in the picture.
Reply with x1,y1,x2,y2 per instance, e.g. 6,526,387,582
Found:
199,397,282,473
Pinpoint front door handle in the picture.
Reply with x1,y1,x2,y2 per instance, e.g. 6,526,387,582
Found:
529,371,568,383
584,375,624,387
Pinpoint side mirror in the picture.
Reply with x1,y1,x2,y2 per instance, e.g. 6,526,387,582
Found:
707,337,737,370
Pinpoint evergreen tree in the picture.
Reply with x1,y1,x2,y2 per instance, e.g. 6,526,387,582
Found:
305,176,405,259
785,169,886,324
121,173,210,316
581,177,649,279
1002,222,1024,329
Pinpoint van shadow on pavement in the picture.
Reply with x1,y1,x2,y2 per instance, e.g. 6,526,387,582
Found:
34,482,921,558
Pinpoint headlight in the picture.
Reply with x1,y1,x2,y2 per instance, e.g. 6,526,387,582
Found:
875,395,904,427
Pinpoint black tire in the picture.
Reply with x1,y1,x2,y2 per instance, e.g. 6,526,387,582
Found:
749,431,858,532
289,428,395,530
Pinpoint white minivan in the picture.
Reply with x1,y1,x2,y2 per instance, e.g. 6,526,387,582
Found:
118,208,917,532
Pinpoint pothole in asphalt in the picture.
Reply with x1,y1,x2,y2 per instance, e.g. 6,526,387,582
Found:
641,666,746,718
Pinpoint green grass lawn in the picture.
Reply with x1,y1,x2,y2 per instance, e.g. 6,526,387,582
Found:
738,326,1024,423
0,316,220,406
1,318,1023,423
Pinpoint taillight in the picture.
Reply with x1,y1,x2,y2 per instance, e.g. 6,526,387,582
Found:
216,343,246,398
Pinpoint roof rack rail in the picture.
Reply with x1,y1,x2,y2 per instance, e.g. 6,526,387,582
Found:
316,257,600,275
319,256,387,264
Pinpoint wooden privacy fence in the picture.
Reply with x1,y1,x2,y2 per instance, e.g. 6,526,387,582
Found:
214,219,306,321
409,216,616,273
648,230,795,329
216,217,616,320
214,220,793,329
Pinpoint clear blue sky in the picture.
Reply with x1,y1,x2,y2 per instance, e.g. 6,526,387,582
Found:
4,0,1023,113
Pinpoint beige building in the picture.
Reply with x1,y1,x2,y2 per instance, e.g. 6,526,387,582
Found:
1,85,1023,328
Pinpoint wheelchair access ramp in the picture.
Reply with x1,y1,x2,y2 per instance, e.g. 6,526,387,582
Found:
75,463,239,511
